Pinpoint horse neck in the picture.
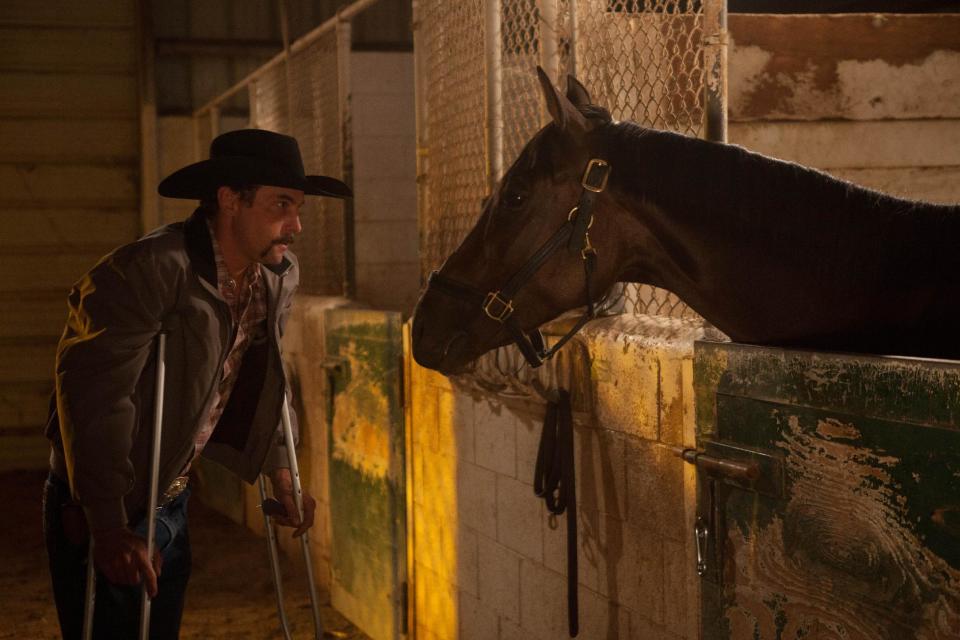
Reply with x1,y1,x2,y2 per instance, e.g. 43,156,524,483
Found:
596,123,960,342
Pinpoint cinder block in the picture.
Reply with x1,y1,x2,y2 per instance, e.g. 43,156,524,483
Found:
496,475,543,560
589,338,660,441
578,586,631,639
457,526,479,596
460,593,500,640
616,524,665,624
624,436,685,542
576,427,627,520
352,178,417,223
475,401,517,477
519,560,569,638
514,410,541,484
351,52,413,95
541,506,596,588
353,134,416,181
478,535,521,622
458,462,497,539
454,391,477,463
353,93,415,136
662,538,695,639
658,354,687,446
354,262,421,314
354,220,419,265
630,616,684,640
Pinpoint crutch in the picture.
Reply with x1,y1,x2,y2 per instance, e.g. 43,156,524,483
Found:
83,329,168,640
258,393,324,640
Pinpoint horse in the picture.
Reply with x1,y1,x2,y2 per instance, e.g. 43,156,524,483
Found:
412,67,960,375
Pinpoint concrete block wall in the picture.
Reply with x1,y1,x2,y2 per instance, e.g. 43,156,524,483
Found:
351,52,419,315
409,316,706,640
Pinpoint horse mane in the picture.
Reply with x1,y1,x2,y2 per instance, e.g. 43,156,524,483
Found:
596,120,959,258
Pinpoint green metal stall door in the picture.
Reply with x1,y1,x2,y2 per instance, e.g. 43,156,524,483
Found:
694,342,960,640
325,309,406,640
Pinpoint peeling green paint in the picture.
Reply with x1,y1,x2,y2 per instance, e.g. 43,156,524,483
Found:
325,309,405,640
696,342,960,640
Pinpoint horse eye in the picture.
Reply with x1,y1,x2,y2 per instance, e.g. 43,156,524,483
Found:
504,191,525,208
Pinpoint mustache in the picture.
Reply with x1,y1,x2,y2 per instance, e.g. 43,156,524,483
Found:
272,234,295,246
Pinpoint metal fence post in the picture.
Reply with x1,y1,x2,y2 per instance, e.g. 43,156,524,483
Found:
484,0,503,191
703,0,728,143
336,16,356,298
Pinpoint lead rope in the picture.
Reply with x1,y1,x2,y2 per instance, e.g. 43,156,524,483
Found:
533,389,578,637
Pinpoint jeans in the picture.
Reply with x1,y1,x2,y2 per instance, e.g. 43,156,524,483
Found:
43,472,192,640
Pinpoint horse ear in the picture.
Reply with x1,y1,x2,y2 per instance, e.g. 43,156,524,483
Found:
565,75,591,108
537,66,589,139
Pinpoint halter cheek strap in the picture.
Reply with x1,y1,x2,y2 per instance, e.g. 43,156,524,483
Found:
427,158,612,368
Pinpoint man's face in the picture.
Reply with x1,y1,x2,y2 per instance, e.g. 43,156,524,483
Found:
231,185,306,266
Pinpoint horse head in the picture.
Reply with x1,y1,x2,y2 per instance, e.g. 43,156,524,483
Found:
412,68,633,375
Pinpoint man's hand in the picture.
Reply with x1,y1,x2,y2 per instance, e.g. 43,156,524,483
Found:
269,468,316,538
92,527,163,597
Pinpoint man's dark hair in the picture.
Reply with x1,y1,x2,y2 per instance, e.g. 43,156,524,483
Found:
199,184,260,217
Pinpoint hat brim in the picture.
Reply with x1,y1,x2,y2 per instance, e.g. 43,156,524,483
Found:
158,156,352,200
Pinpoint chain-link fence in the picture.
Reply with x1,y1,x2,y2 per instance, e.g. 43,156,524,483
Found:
191,0,379,296
416,0,726,319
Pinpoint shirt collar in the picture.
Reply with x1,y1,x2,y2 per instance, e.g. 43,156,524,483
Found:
205,217,261,294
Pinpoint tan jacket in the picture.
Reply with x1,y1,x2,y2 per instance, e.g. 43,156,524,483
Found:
47,209,298,531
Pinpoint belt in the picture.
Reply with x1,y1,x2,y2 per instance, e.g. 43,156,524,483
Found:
157,475,189,510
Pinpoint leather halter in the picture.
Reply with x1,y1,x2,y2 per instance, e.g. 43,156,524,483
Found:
427,158,612,368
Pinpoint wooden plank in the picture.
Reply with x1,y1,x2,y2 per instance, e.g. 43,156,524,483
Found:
0,208,138,247
0,382,53,430
0,291,68,340
0,250,108,293
0,72,137,119
828,167,960,206
0,339,58,384
729,119,960,170
0,0,135,29
0,434,52,472
0,164,138,208
0,27,135,73
0,120,139,164
728,14,960,121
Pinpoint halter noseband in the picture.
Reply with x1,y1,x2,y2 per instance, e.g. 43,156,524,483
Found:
427,158,612,368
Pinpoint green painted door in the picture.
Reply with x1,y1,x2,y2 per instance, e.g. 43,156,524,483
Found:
325,309,406,640
694,341,960,640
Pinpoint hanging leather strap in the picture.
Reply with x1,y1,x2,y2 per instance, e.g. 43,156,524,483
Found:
534,389,578,637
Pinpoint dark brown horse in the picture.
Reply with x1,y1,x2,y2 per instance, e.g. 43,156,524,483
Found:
412,68,960,375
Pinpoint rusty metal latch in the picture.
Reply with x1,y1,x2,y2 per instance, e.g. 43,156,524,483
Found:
672,441,785,583
670,446,760,481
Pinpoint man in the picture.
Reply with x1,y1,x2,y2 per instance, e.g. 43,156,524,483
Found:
43,129,351,638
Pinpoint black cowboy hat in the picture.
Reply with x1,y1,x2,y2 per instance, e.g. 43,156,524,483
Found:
158,128,352,200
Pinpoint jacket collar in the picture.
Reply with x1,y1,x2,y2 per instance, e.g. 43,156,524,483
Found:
183,207,293,288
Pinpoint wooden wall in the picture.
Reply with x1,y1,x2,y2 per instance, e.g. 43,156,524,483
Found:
727,13,960,205
0,0,141,469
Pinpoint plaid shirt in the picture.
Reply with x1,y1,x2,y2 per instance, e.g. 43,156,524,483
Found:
190,220,268,466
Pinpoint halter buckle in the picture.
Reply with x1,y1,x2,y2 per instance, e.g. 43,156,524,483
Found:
581,158,610,193
483,291,514,322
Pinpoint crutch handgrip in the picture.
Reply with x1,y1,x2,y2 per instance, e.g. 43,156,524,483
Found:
259,393,324,640
82,329,169,640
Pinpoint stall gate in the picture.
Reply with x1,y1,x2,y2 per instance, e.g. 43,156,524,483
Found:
694,342,960,639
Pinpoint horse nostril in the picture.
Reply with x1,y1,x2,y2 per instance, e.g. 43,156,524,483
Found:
441,330,469,361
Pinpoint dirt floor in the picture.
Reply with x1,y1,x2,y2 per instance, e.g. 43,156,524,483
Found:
1,469,368,639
